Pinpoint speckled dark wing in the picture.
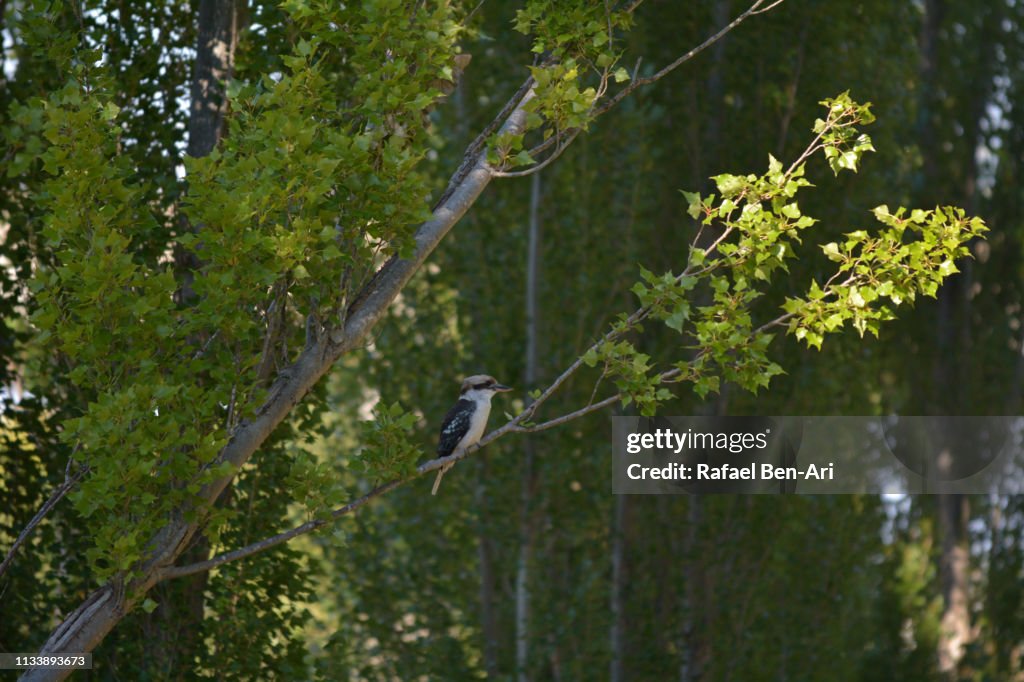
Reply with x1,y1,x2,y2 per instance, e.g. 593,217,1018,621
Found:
437,398,475,456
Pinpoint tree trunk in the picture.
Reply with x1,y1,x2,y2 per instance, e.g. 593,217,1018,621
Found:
918,1,1000,676
187,0,238,159
680,487,706,682
516,171,542,682
147,1,240,674
476,459,500,679
937,494,971,678
514,515,533,682
703,0,730,169
177,0,241,306
610,493,627,682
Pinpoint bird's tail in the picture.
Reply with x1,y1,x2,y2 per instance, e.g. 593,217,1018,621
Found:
431,462,453,495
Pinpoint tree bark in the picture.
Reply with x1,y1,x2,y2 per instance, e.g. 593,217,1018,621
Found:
937,20,998,672
703,0,731,168
515,507,533,682
176,0,241,306
186,0,238,159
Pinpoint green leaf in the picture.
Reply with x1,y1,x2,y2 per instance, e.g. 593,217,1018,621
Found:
780,203,801,219
513,150,535,166
712,173,745,197
681,190,702,219
101,102,120,121
848,287,866,308
822,242,843,262
665,308,688,333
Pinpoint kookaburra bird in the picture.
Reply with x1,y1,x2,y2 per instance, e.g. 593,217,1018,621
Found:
433,374,512,495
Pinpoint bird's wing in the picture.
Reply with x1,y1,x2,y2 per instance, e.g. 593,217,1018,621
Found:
437,398,474,456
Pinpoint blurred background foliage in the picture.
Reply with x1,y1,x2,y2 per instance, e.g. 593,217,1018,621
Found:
2,0,1024,680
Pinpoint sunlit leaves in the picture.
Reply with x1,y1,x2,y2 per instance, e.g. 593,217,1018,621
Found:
785,205,986,348
582,94,985,408
817,91,877,175
526,59,600,133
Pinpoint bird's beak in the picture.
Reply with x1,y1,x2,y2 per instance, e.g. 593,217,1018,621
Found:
494,384,513,392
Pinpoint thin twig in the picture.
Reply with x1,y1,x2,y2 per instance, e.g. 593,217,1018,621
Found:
753,312,795,335
593,0,782,119
751,0,787,15
492,130,582,178
517,394,621,433
464,0,487,26
0,464,89,580
160,479,404,580
192,330,221,361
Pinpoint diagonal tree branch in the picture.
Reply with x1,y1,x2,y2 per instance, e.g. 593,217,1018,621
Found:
159,479,406,580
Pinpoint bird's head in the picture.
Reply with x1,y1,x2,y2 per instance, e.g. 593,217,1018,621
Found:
460,374,513,400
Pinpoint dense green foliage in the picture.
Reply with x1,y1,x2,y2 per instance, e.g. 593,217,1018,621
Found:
2,0,1023,680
